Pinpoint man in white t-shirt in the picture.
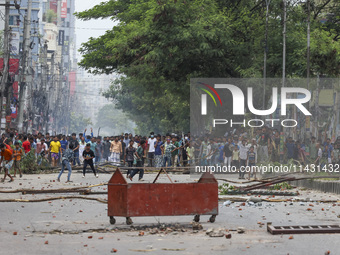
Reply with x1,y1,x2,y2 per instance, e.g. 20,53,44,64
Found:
147,132,156,167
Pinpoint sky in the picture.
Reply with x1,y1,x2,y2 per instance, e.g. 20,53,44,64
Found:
74,0,115,60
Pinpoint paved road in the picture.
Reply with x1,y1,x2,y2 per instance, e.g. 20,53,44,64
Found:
0,172,339,255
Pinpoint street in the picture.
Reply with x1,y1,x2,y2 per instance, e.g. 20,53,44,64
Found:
0,172,339,255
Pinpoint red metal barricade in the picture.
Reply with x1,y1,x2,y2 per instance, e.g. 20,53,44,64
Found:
107,169,218,224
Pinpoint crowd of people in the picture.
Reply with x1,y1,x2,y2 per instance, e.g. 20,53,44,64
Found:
0,126,338,182
194,127,340,179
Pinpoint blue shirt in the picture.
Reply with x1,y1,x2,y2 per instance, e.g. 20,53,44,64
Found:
155,141,163,155
326,144,333,158
218,145,224,161
60,140,68,151
88,141,97,155
83,132,94,143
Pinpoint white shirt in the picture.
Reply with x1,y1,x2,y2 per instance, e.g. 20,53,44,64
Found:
148,138,156,152
41,143,48,152
317,148,322,158
239,143,250,160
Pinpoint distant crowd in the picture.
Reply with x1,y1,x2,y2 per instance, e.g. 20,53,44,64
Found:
0,126,338,182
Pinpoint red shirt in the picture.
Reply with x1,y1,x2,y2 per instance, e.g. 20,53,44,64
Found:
1,149,13,161
22,140,31,153
5,144,12,153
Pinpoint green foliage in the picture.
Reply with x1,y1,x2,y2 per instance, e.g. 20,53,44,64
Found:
76,0,340,133
218,183,235,195
19,150,51,174
69,112,93,133
45,9,57,23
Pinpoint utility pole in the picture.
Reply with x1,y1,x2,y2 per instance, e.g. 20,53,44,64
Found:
42,41,48,132
17,0,32,133
263,0,271,109
282,0,286,88
307,0,310,91
0,0,10,130
46,52,54,133
56,0,64,134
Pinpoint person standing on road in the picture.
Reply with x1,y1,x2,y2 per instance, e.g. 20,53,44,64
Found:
223,138,233,167
22,135,31,154
120,136,126,162
0,144,14,182
257,127,270,162
13,142,24,178
49,136,61,167
247,146,256,180
154,134,163,168
110,136,122,165
129,140,145,181
95,137,103,166
239,139,249,179
60,135,68,152
57,144,74,183
124,140,136,178
70,133,81,166
123,133,130,148
82,143,98,178
162,138,176,167
147,132,156,167
103,137,111,162
78,136,86,163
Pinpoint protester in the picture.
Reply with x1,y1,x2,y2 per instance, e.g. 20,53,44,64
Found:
70,133,81,166
50,136,61,167
129,140,145,181
110,136,122,165
0,144,14,182
57,144,74,183
95,137,103,165
13,142,24,178
82,143,98,178
124,140,136,177
147,132,156,167
22,135,31,153
78,136,86,162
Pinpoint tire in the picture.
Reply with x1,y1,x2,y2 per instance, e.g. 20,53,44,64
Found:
209,215,216,223
126,217,133,225
109,216,116,225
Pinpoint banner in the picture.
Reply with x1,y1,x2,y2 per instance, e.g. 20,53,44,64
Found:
58,30,64,46
61,0,67,18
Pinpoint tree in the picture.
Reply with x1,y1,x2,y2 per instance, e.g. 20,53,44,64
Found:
75,0,340,133
69,112,92,133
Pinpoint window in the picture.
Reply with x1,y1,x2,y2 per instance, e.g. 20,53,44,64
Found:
9,15,20,26
67,8,70,14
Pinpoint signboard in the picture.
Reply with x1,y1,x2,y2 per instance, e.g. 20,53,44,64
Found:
61,0,67,18
0,58,19,75
9,31,20,56
58,30,64,46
